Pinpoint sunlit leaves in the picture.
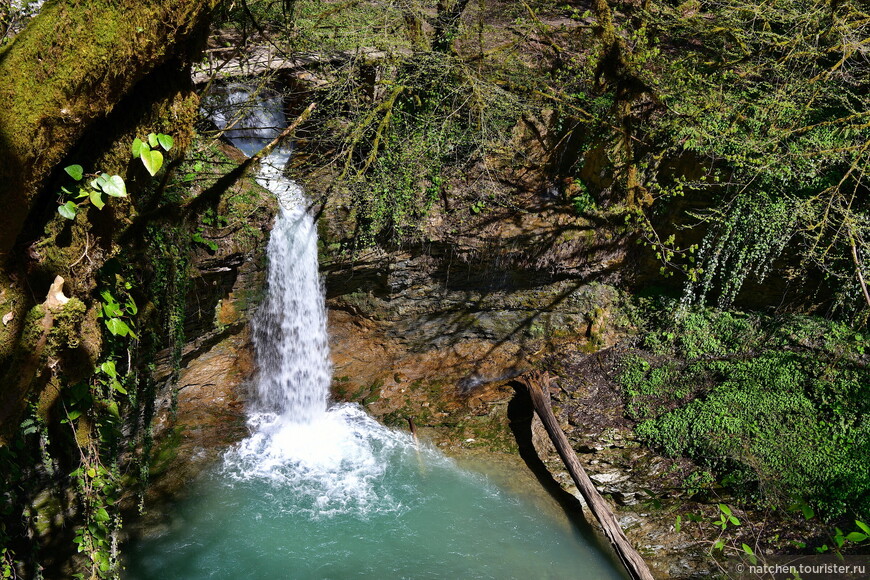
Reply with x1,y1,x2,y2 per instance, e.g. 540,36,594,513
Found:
139,147,163,176
64,164,84,180
57,165,127,219
58,200,78,220
132,132,172,176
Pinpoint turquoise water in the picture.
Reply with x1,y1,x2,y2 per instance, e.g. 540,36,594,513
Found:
124,404,626,580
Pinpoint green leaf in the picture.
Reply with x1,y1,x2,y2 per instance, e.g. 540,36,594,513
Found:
93,173,110,193
89,189,105,210
845,532,868,542
87,467,96,478
100,290,121,318
131,137,144,157
140,148,163,176
675,515,682,533
157,133,174,150
101,174,127,197
729,515,740,526
110,380,127,395
856,521,870,535
124,296,138,315
105,317,130,337
107,401,120,419
192,230,219,251
718,504,732,516
802,504,815,520
95,507,110,522
147,132,159,148
58,201,78,220
741,543,757,565
100,361,117,378
712,539,725,551
64,164,84,181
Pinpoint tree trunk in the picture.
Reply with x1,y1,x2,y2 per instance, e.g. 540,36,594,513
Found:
521,370,655,580
0,0,217,260
0,0,217,442
432,0,472,53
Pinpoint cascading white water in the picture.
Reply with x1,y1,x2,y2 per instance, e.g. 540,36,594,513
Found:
250,157,331,421
208,86,331,422
206,86,411,515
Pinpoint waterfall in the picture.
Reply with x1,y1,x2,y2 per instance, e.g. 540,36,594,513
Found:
206,86,410,515
207,86,331,423
250,156,331,422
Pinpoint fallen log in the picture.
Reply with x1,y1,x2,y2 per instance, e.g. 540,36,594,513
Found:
520,370,654,580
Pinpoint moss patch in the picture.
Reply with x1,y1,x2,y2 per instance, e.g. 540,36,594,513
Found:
618,305,870,519
48,298,87,353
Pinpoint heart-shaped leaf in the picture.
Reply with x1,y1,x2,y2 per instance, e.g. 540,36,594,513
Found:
131,137,144,158
105,317,130,337
64,164,84,181
89,189,105,209
100,361,117,377
140,149,163,176
147,132,159,148
93,173,125,197
157,133,174,150
58,201,78,220
101,174,127,197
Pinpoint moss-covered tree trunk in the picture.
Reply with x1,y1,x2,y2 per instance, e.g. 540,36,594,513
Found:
0,0,216,257
0,0,217,442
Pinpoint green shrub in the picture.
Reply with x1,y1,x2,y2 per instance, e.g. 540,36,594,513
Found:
620,307,870,519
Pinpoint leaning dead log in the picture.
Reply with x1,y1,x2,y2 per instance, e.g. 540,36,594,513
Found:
520,370,654,580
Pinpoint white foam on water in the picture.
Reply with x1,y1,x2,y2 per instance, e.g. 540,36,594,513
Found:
223,404,429,519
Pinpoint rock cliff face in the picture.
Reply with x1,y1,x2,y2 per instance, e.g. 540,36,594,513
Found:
318,175,636,446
